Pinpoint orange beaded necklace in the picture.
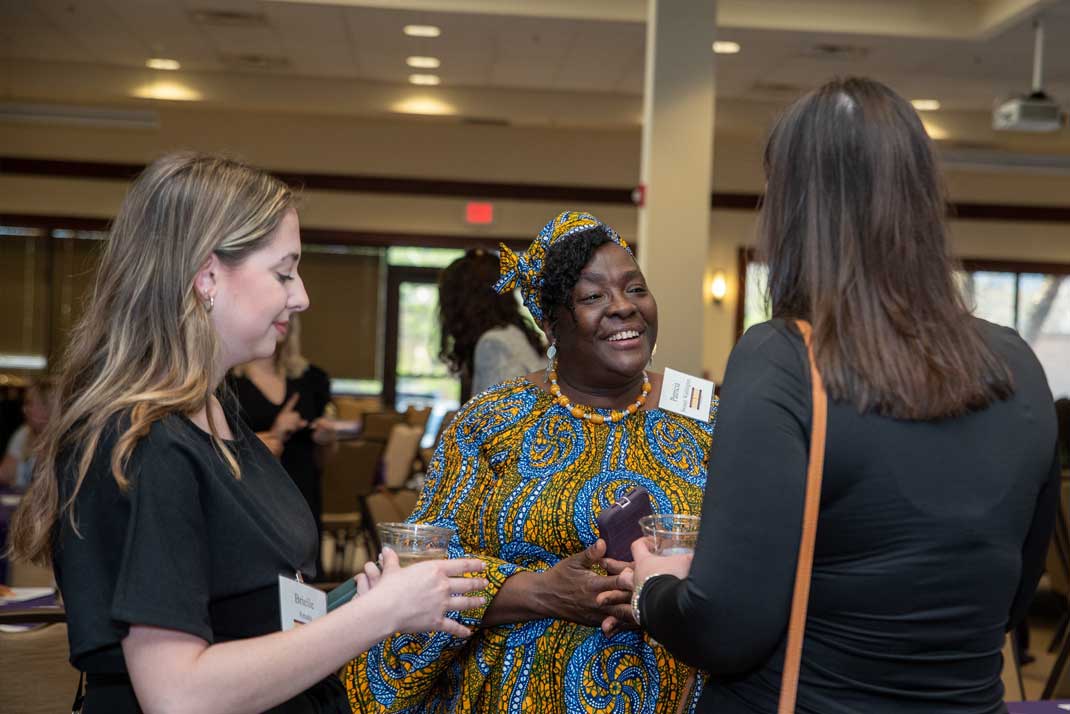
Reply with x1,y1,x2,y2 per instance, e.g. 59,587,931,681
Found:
546,359,652,424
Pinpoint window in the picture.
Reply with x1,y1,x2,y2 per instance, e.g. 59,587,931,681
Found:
739,252,1070,398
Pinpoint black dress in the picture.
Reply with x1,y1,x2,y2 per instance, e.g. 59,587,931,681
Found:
53,411,347,713
229,365,331,569
640,318,1061,714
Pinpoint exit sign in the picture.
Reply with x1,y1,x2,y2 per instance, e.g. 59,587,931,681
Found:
465,202,494,225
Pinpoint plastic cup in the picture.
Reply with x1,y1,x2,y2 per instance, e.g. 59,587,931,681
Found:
376,522,454,566
639,514,700,556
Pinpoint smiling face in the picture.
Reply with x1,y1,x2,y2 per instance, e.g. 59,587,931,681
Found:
550,242,658,387
206,208,310,371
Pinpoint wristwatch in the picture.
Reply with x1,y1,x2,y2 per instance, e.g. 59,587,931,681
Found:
631,572,665,628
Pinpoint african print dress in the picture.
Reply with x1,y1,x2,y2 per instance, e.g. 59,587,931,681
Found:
343,377,717,714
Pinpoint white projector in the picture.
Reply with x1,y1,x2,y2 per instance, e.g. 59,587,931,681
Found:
992,91,1065,133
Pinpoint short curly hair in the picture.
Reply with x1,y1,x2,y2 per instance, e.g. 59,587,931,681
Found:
539,226,615,337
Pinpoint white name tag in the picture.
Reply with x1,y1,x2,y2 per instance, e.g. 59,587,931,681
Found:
658,368,715,423
278,575,326,632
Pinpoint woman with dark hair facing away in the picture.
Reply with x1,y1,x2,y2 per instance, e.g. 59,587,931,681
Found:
6,153,486,714
343,211,718,713
438,249,544,400
630,77,1060,713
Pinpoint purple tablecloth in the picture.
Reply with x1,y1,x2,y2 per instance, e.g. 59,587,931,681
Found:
1007,702,1070,713
0,593,58,612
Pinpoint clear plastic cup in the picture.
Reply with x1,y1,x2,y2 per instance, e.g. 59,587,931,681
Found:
376,522,454,566
639,514,700,556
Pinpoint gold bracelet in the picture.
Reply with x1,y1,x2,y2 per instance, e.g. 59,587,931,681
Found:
631,572,666,627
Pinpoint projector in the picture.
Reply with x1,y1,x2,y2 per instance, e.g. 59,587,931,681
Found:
993,91,1065,133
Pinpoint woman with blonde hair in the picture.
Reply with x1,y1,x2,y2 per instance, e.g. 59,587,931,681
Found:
8,152,485,714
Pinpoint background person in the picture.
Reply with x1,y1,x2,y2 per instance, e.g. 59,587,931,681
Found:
0,376,55,491
438,248,544,401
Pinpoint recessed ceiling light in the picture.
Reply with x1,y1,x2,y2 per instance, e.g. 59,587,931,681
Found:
392,97,455,116
911,99,941,112
712,41,741,54
132,81,201,102
146,58,181,71
409,74,441,86
406,56,441,69
404,25,440,38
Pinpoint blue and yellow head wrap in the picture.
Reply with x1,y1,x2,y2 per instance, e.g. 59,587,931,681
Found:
493,210,631,323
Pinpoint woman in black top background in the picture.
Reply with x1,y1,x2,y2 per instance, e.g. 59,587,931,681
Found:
230,314,334,577
8,152,486,714
630,77,1060,713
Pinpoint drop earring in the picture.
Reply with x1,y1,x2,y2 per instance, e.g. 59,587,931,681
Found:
545,342,557,382
204,293,215,312
648,342,657,368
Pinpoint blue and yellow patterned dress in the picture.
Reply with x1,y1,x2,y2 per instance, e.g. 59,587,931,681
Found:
343,377,717,714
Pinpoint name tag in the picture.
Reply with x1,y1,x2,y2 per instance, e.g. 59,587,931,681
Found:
278,575,326,631
658,368,715,423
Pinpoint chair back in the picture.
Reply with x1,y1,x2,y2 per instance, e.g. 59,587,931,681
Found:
403,406,432,430
381,424,423,489
334,395,383,423
0,613,79,714
361,411,404,443
8,559,55,588
321,440,384,516
363,489,422,552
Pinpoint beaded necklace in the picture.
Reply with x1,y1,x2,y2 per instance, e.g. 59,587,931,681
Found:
547,359,652,424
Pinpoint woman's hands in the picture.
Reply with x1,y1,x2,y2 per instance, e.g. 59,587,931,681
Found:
534,539,634,630
310,417,337,446
356,549,487,638
631,537,693,585
270,394,307,444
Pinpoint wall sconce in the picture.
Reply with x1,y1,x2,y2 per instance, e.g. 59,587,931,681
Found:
709,270,727,303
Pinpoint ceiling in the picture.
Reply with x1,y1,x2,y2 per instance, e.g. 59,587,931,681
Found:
1,0,1069,129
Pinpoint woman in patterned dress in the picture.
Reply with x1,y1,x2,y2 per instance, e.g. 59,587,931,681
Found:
344,211,717,713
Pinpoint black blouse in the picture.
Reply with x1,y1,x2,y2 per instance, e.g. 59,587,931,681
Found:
53,410,343,712
641,318,1060,714
229,365,331,525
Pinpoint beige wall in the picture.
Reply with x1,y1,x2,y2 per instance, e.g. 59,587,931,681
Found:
4,105,1069,381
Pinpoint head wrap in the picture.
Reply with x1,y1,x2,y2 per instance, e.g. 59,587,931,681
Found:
493,210,631,323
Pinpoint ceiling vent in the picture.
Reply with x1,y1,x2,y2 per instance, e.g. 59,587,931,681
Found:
750,81,807,99
220,54,290,71
804,43,869,62
460,117,512,127
190,9,269,27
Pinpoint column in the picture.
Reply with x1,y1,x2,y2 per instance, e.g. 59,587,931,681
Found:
637,0,717,378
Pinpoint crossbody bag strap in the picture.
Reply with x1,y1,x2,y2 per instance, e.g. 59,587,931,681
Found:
777,319,828,714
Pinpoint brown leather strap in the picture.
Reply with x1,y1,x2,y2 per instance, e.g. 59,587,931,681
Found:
778,320,828,714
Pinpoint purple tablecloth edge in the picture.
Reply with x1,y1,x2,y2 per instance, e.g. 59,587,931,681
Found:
0,593,59,611
1007,702,1070,713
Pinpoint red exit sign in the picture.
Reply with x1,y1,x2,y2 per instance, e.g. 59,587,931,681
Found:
465,202,494,225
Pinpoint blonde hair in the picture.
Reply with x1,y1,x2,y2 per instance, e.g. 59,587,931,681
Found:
9,152,293,565
231,314,310,380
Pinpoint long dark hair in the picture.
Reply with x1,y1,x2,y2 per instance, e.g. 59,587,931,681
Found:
759,77,1013,419
438,250,544,377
